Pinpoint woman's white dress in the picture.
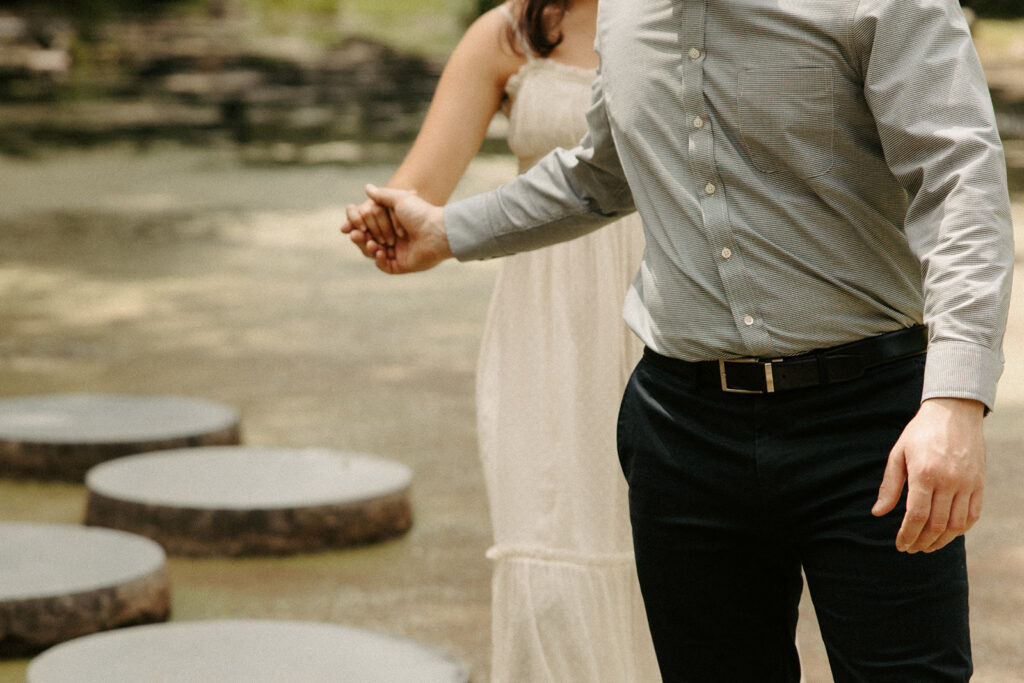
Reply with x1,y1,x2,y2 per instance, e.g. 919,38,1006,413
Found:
476,9,660,681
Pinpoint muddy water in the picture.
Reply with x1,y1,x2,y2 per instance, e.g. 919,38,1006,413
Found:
0,145,513,681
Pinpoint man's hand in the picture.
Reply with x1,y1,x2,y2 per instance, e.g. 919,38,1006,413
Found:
349,185,453,274
872,397,986,553
341,197,404,260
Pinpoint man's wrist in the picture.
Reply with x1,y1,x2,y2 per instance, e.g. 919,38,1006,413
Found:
430,205,453,261
921,340,1002,413
444,196,506,261
920,397,986,420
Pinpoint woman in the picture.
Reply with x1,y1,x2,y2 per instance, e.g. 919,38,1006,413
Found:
341,2,658,680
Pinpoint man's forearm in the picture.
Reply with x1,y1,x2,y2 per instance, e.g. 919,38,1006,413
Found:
445,147,633,261
446,66,636,261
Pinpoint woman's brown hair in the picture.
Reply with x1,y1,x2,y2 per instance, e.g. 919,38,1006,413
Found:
510,0,569,58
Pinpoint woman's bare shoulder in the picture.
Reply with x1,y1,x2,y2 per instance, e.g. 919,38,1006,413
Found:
454,3,525,83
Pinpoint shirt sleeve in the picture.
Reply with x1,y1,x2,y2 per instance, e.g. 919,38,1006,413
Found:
854,0,1014,410
445,67,636,261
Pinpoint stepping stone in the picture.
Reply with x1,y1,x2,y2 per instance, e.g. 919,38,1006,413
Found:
27,620,469,683
0,523,170,658
0,393,241,482
84,446,413,556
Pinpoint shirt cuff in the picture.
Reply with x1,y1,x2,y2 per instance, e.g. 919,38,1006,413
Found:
921,339,1004,412
444,194,506,262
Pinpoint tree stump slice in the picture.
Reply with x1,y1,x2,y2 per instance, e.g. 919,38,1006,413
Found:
84,446,413,556
0,394,241,482
0,523,170,657
27,620,469,682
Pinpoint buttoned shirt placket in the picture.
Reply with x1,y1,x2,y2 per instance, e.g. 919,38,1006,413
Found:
443,0,1013,410
680,0,768,357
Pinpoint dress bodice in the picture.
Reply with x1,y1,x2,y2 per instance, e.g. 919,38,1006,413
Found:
501,56,597,173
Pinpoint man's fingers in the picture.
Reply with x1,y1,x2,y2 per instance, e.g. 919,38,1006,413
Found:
374,247,395,274
922,492,972,553
362,204,397,247
968,488,984,529
906,489,954,553
347,228,374,257
364,239,381,257
340,190,430,274
872,445,907,517
365,184,404,207
922,486,983,554
879,398,986,554
925,492,979,554
896,484,933,552
388,206,406,239
342,204,363,234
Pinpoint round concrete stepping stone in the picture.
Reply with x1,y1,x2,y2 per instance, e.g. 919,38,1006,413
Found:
27,620,469,683
85,446,413,556
0,393,240,481
0,523,170,657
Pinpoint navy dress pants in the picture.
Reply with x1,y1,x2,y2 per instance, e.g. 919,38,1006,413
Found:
617,353,972,682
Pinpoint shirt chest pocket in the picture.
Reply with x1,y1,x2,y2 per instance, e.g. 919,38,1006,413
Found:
738,66,834,179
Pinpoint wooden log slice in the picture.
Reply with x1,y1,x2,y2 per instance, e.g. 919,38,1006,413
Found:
0,523,170,657
27,620,469,682
0,394,241,482
84,446,413,556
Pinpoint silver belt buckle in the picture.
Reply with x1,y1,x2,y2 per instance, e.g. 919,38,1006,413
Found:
719,358,776,394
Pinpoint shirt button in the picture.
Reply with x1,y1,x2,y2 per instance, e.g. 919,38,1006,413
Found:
721,247,732,259
743,315,755,326
688,47,701,60
704,182,716,195
693,116,704,129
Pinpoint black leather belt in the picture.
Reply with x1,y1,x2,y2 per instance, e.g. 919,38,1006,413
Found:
643,326,928,394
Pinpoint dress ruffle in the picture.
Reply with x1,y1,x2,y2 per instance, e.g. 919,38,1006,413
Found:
488,549,660,683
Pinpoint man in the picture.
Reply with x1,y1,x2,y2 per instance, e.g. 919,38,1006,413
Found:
343,0,1013,680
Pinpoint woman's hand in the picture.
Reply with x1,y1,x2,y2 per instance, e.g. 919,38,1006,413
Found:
341,197,407,259
362,185,452,274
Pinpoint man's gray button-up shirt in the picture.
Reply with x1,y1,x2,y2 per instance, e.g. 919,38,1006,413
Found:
445,0,1014,410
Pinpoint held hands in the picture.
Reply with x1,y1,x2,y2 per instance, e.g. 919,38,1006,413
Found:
342,193,989,557
341,190,990,558
340,185,452,274
342,196,404,259
872,397,986,554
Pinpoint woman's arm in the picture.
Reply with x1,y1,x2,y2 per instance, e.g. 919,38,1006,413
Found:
342,5,524,250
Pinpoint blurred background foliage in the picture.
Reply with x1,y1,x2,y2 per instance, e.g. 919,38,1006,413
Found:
964,0,1024,18
470,0,501,21
2,0,1019,49
0,0,478,155
1,0,501,43
0,0,1020,157
0,0,484,56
